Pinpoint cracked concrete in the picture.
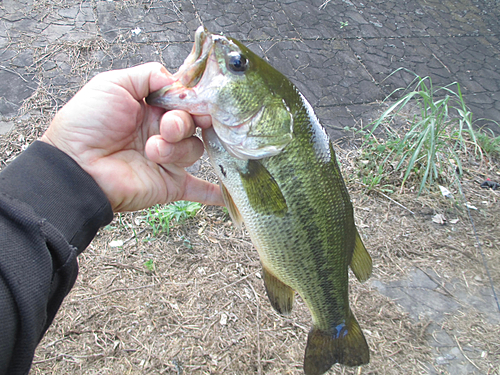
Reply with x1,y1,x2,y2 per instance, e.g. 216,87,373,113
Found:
1,0,499,134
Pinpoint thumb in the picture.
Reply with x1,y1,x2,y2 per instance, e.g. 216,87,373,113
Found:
97,62,175,101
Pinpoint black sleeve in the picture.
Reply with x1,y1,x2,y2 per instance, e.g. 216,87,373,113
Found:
0,141,114,375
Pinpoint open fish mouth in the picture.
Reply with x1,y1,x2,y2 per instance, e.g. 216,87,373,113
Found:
176,26,213,87
146,27,214,104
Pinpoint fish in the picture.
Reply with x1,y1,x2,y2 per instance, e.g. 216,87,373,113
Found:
146,26,373,375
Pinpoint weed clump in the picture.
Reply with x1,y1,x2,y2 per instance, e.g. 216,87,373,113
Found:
139,200,202,236
357,69,499,194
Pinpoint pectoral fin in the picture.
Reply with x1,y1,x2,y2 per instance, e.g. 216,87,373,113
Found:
239,160,287,217
262,264,294,315
349,229,372,283
220,182,243,229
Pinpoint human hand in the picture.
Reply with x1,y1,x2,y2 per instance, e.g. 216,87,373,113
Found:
41,62,223,212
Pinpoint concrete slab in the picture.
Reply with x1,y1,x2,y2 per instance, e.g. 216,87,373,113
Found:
1,0,499,131
372,268,499,375
0,69,35,117
372,268,499,325
0,119,14,135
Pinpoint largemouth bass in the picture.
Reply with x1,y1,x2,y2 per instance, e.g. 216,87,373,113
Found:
147,27,373,375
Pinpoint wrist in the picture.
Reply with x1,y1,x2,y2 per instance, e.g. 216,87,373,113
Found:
0,141,113,251
40,125,85,172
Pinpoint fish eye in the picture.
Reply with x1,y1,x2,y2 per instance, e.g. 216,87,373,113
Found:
227,51,248,73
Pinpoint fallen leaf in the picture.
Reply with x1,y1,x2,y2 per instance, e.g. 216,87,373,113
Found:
432,214,446,225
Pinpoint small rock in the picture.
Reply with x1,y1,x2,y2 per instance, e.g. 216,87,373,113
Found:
449,347,463,358
220,313,228,325
244,287,253,300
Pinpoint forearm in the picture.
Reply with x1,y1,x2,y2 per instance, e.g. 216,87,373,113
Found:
0,141,113,374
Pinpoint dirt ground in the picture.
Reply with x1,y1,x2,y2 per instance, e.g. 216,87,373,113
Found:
1,0,499,374
2,116,499,374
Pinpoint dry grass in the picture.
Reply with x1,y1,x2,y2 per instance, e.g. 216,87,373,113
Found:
19,150,499,374
26,175,432,374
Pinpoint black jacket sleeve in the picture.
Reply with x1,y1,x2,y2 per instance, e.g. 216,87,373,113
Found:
0,141,114,374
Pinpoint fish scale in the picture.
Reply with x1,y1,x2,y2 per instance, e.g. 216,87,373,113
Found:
147,26,373,375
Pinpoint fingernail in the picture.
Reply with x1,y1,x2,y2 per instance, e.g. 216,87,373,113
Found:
171,115,185,140
158,139,173,159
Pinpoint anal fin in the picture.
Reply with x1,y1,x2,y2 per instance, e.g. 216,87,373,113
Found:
262,264,294,316
349,229,372,283
220,182,243,229
303,312,369,375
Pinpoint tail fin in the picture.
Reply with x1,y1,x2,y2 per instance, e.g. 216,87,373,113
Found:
303,313,369,375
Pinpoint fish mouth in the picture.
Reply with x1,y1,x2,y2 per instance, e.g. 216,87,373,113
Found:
146,26,214,107
176,26,213,88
